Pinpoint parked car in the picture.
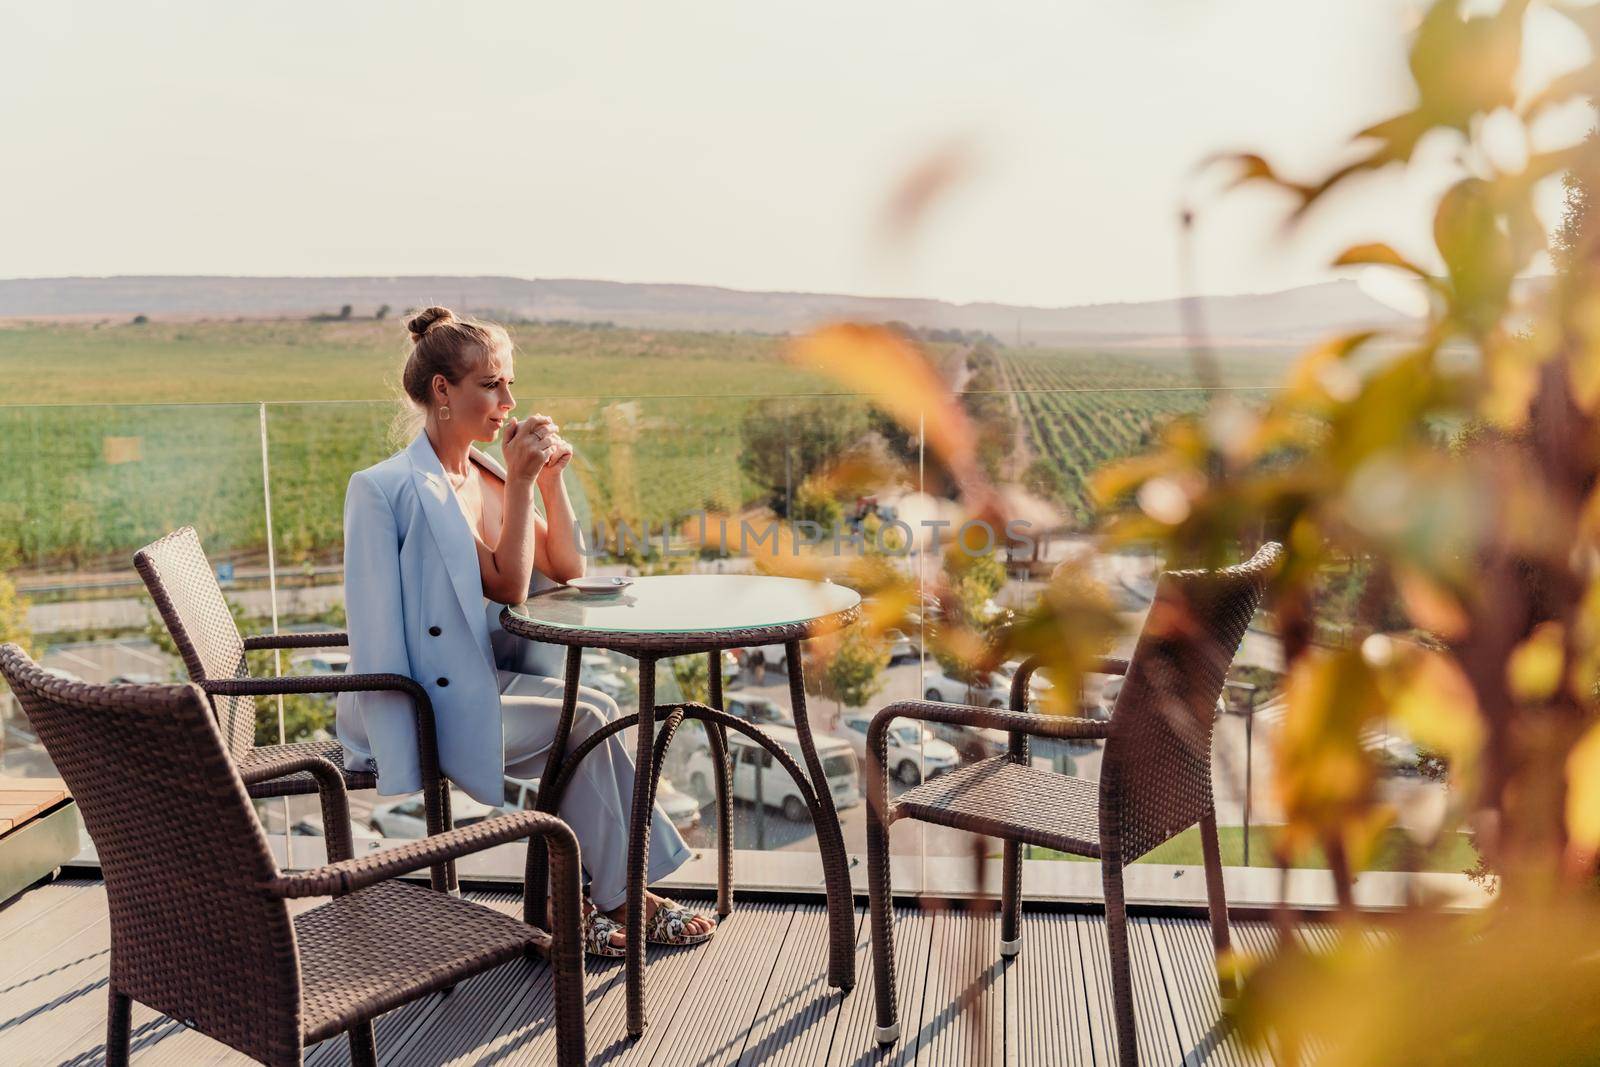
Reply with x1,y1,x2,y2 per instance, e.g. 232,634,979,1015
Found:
579,651,632,701
884,628,920,664
289,650,350,674
922,719,1009,762
655,778,703,833
921,666,1011,708
369,788,495,838
725,695,792,727
501,773,701,833
683,725,860,821
255,806,384,855
836,710,958,785
502,774,541,813
922,660,1052,708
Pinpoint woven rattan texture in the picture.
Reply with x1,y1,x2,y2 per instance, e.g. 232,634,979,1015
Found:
134,526,258,759
294,881,539,1045
0,644,304,1064
890,756,1102,855
499,604,862,655
864,543,1281,1067
1101,543,1280,863
0,645,588,1067
241,740,377,798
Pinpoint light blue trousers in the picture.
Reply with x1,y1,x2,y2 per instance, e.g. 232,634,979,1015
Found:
498,670,694,912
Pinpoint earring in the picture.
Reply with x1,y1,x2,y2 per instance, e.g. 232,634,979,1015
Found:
440,405,451,421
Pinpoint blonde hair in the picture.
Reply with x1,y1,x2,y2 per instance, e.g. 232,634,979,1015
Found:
389,306,513,445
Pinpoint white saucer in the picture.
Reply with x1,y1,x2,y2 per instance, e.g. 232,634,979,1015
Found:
567,576,633,594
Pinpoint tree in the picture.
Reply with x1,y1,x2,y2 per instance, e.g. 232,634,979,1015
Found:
0,570,34,658
807,623,890,728
931,549,1009,684
738,398,869,515
1023,456,1063,504
375,304,391,321
791,473,845,529
668,654,709,706
338,304,353,320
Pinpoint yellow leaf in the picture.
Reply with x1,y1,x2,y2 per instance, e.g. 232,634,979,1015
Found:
786,323,984,495
1342,805,1398,874
1567,720,1600,860
1568,291,1600,412
1089,453,1175,508
1394,566,1469,639
1385,645,1483,775
1274,649,1383,864
1334,244,1430,277
1508,622,1564,703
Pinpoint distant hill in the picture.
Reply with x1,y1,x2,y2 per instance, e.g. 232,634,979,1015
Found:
0,274,1412,346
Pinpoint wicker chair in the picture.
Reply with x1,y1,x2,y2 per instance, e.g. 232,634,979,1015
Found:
0,644,587,1067
134,526,456,892
866,543,1281,1066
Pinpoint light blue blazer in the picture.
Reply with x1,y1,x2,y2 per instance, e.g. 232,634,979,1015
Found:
336,432,565,805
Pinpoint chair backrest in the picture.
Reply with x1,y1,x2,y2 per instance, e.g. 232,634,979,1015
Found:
1099,542,1281,863
134,526,257,759
0,644,302,1063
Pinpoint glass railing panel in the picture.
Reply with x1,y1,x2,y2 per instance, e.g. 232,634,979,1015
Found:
0,385,1476,904
0,402,270,857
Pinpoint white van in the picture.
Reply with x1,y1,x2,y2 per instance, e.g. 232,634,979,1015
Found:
683,725,860,822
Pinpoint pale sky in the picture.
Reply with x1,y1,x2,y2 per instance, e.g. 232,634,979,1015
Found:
2,1,1591,307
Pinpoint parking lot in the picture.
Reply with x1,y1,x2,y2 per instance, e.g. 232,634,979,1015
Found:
6,620,1448,870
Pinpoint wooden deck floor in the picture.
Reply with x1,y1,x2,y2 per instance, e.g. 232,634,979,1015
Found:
1,878,1282,1066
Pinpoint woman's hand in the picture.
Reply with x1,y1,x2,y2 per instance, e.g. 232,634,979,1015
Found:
500,416,555,484
538,434,574,486
519,413,573,487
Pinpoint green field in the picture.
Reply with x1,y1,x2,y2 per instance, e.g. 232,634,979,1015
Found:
997,348,1279,521
0,318,1289,570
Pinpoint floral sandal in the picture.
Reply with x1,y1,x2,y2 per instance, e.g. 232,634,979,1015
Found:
644,898,717,947
583,903,627,958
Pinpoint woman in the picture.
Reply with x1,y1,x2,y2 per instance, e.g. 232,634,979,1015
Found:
336,306,714,955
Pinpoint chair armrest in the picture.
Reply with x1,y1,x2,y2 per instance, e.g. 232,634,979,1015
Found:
205,671,420,701
266,810,579,899
241,754,354,863
1094,657,1130,677
243,631,349,651
871,700,1110,747
205,673,443,792
1009,656,1044,712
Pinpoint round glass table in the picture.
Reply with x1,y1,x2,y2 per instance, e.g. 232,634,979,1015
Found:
502,573,861,1036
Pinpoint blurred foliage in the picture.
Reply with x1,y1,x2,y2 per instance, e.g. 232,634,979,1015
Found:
784,1,1600,1059
791,472,846,529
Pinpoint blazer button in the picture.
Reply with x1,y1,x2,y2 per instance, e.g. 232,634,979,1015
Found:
436,677,449,687
428,626,442,637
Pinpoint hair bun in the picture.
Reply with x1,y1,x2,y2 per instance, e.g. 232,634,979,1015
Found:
407,306,455,340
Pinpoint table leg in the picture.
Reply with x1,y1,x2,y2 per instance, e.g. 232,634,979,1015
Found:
627,654,658,1037
529,646,585,934
785,639,856,992
706,650,734,918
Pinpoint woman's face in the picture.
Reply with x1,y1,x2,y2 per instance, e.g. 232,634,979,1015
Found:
440,346,516,443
